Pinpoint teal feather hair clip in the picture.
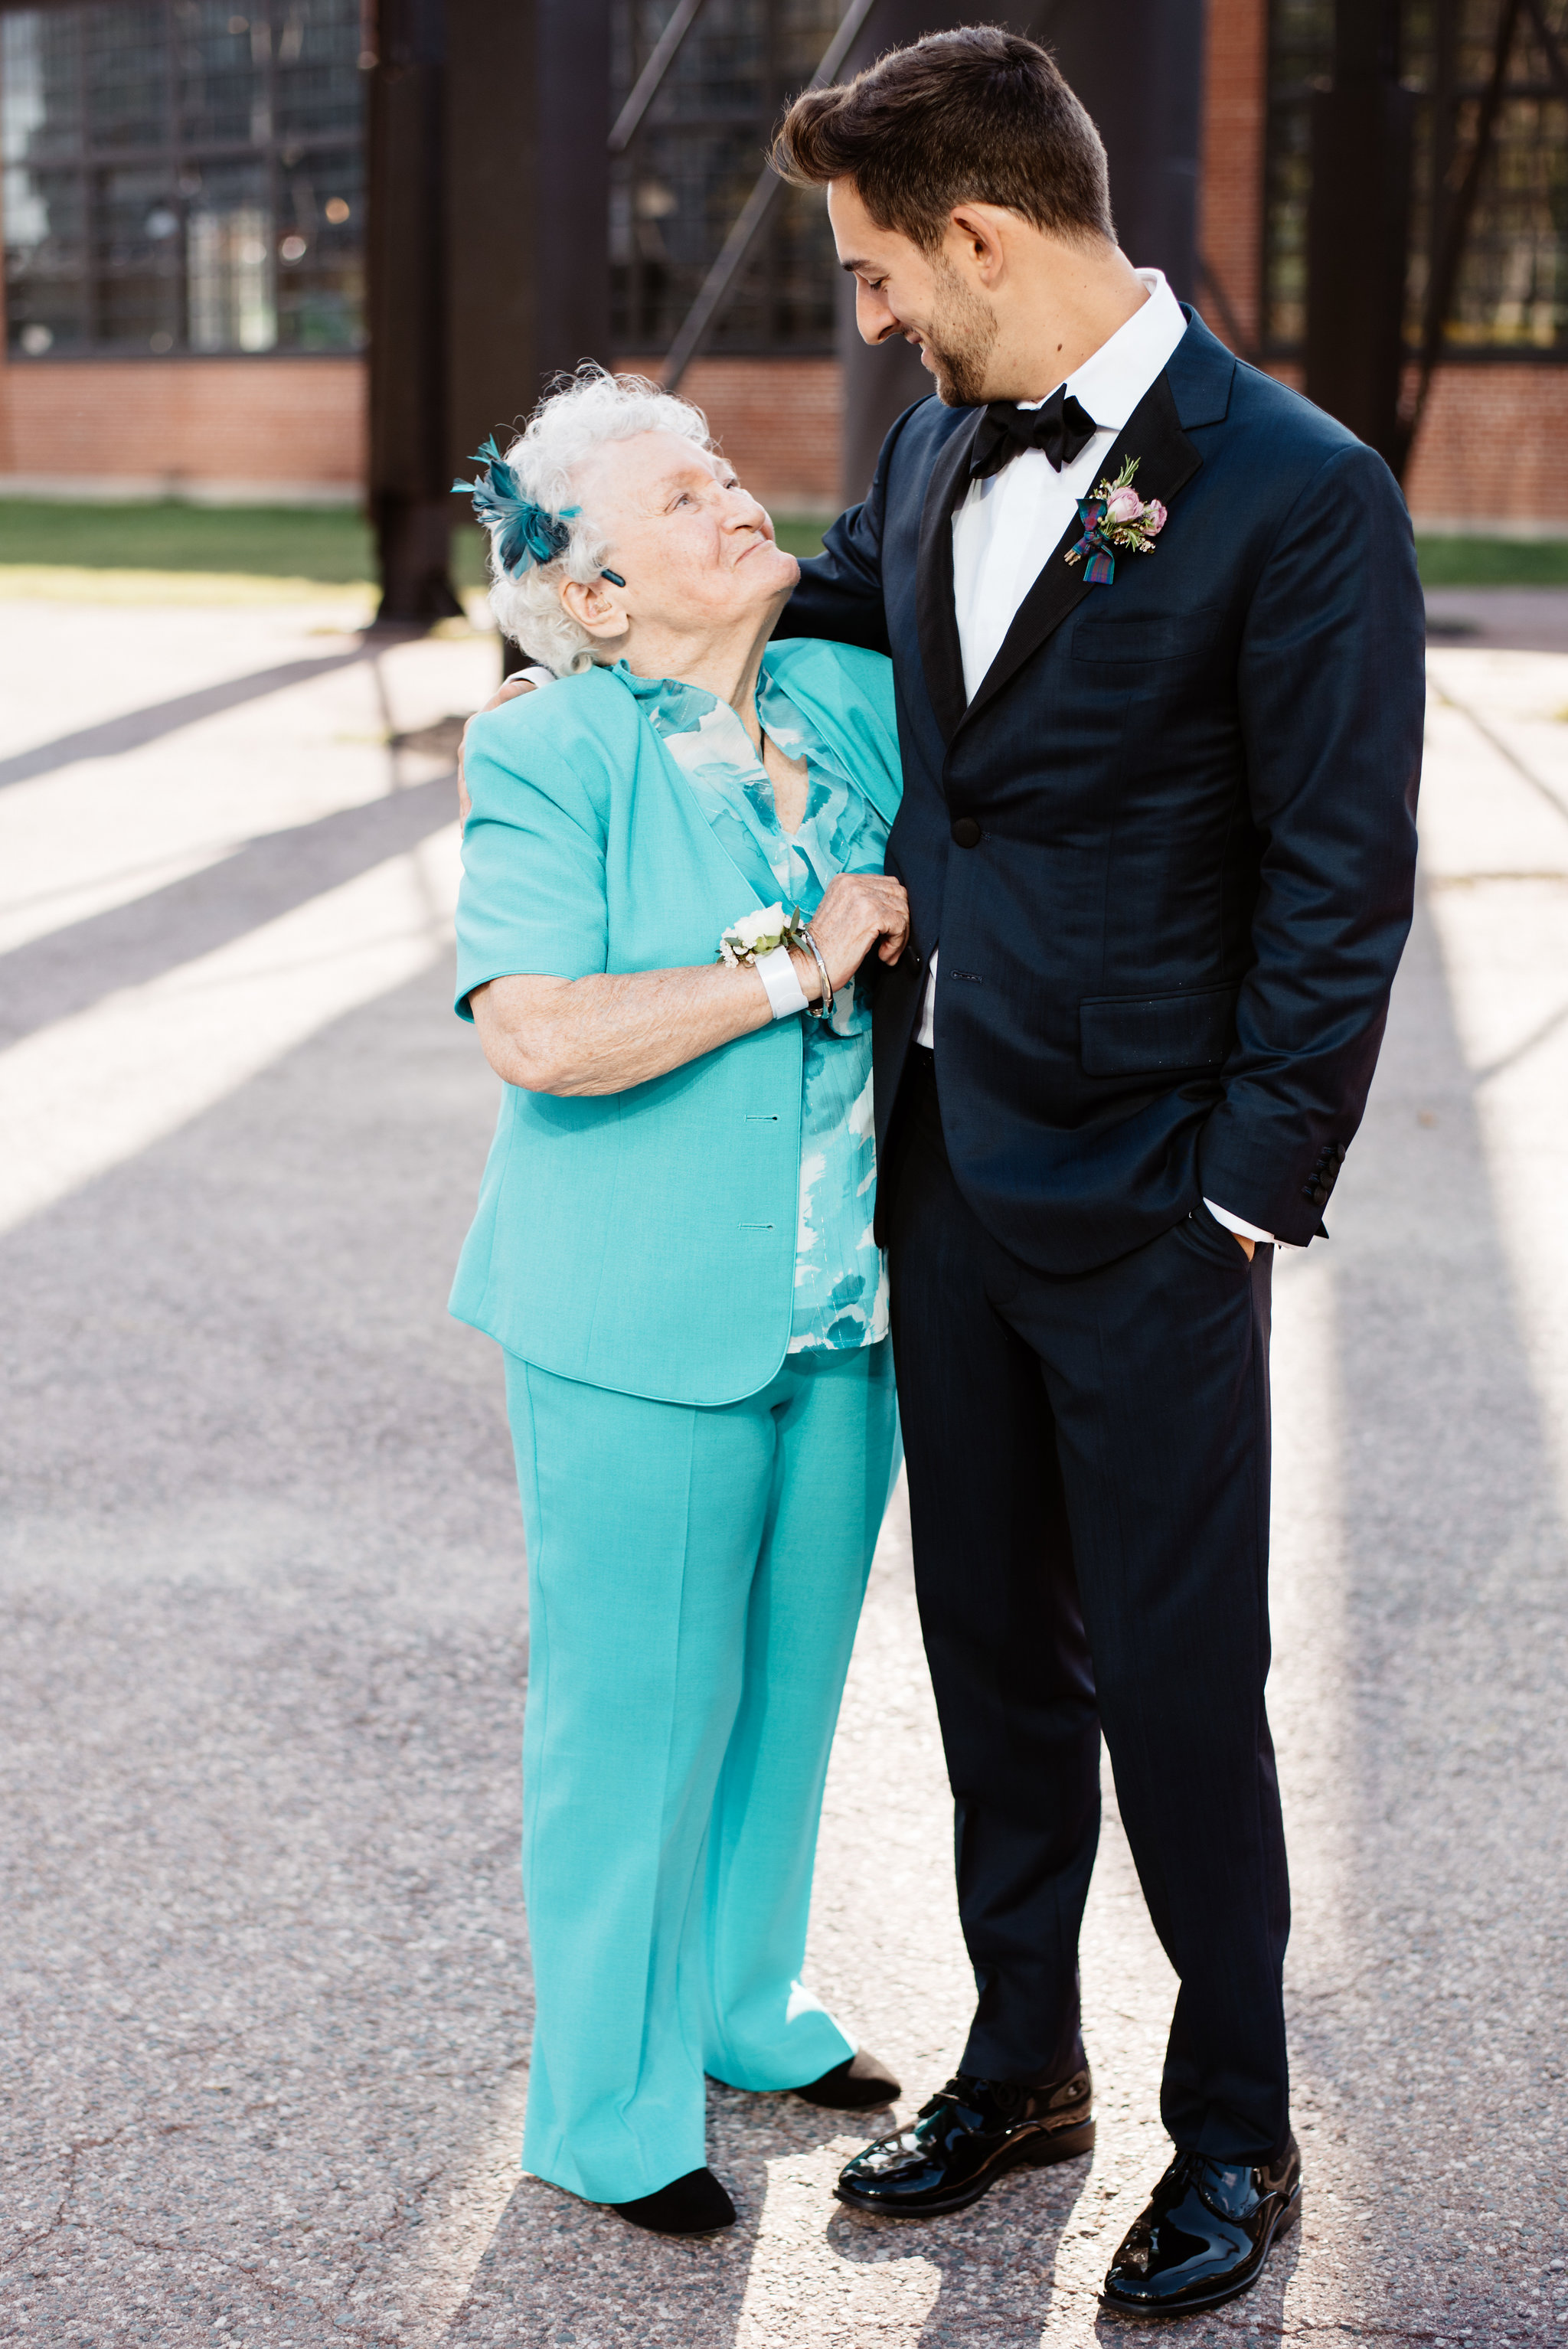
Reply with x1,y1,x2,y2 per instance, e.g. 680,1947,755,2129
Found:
454,436,626,587
454,436,575,574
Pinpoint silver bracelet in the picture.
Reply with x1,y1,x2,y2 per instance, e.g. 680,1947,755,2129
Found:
799,926,835,1021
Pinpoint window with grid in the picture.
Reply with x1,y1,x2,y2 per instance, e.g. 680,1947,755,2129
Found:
1262,0,1568,359
1,0,366,359
609,0,840,358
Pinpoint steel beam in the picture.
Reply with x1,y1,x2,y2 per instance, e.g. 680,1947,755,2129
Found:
1050,0,1207,304
609,0,712,155
446,0,609,466
367,0,463,622
368,0,611,631
1304,0,1414,475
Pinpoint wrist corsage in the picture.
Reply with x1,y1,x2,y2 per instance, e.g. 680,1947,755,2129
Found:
717,903,834,1021
717,903,808,966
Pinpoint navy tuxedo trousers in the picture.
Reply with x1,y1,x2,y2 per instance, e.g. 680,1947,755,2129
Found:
886,1049,1290,2161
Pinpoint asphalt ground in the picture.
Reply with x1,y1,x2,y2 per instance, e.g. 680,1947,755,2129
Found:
1,596,1566,2347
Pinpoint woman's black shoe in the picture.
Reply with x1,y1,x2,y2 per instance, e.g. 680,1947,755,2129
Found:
794,2049,903,2110
1100,2136,1301,2314
834,2067,1093,2217
609,2168,737,2236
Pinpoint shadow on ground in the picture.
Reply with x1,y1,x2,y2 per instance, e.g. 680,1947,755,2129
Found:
3,664,1566,2344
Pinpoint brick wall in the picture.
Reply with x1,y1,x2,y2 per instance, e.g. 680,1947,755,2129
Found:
0,356,365,493
1402,365,1568,529
0,348,838,508
615,354,841,511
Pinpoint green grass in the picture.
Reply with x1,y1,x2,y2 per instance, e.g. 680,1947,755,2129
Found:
0,498,827,580
782,524,1568,579
1415,534,1568,587
773,515,831,559
14,499,1557,594
0,498,492,586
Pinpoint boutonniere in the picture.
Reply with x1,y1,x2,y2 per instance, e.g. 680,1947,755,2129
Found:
1065,456,1168,586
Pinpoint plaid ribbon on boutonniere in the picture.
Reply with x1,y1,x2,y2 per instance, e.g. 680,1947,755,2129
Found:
1066,455,1168,587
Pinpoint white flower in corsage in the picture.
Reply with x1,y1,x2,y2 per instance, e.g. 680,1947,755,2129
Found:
717,901,836,1024
716,903,809,966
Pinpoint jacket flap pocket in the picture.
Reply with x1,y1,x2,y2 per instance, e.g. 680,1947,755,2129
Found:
1079,984,1238,1076
1071,607,1221,664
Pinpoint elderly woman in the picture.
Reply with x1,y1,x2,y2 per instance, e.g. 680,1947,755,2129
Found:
450,368,908,2236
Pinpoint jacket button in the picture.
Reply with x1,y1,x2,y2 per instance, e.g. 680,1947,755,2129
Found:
951,817,982,849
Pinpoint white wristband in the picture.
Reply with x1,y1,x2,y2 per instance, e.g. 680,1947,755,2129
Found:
755,943,810,1021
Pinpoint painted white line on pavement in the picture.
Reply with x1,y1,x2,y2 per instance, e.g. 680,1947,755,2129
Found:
0,825,460,1236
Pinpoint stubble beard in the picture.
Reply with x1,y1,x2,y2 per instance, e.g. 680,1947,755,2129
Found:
920,256,999,408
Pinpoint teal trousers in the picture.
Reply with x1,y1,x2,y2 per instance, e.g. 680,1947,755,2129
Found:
504,1340,899,2204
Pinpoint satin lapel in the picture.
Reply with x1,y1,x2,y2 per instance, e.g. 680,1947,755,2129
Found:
958,372,1203,737
915,408,984,744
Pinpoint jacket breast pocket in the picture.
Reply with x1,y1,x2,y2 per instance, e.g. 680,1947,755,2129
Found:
1070,606,1223,667
1079,983,1238,1076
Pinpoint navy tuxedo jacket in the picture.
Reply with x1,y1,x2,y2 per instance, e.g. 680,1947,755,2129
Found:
782,312,1425,1269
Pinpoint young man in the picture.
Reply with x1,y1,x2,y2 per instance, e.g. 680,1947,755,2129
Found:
775,28,1423,2318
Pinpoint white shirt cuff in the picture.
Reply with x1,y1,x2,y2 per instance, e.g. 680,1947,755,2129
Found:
1204,1197,1276,1246
915,948,939,1049
505,664,555,689
756,943,810,1021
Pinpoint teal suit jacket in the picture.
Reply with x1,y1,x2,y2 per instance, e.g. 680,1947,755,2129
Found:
450,637,902,1406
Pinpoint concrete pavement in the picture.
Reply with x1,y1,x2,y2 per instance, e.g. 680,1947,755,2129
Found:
1,594,1565,2346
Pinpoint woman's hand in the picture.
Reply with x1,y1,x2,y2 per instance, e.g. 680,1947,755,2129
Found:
456,677,538,825
797,873,910,996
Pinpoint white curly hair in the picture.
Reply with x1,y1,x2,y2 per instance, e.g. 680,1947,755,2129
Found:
479,365,715,677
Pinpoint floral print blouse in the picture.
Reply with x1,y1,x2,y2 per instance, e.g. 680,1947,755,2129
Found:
616,657,891,1355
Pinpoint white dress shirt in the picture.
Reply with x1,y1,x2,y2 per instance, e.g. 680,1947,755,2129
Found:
913,269,1274,1246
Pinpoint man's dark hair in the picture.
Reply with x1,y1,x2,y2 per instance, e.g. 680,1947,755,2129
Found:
769,23,1112,250
772,26,1112,252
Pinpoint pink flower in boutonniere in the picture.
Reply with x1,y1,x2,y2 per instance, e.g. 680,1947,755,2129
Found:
1066,456,1167,586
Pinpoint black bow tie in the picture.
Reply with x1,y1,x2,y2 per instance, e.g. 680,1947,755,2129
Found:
969,387,1100,482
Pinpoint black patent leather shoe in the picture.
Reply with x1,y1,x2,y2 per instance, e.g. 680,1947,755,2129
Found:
835,2067,1093,2217
794,2048,902,2110
610,2168,736,2236
1101,2135,1302,2315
